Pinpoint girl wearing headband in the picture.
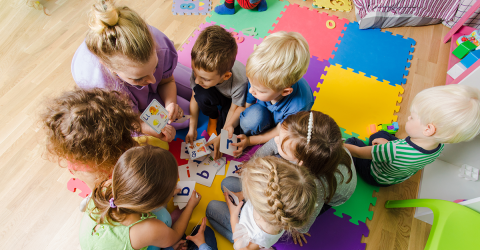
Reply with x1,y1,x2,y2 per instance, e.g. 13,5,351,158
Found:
79,145,217,250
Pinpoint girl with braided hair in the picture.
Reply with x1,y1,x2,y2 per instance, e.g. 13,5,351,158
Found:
206,156,317,250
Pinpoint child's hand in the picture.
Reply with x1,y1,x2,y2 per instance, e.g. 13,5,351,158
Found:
225,192,244,218
186,190,202,209
171,239,187,250
186,129,197,145
234,163,244,176
166,103,184,123
232,135,250,158
205,136,222,160
225,125,235,139
372,138,389,145
186,217,207,247
158,125,176,142
291,230,310,247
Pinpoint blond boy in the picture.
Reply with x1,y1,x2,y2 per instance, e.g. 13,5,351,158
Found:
186,25,249,156
345,85,480,186
232,31,314,157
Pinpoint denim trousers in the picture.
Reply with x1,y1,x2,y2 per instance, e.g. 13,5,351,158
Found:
205,177,243,243
239,104,275,136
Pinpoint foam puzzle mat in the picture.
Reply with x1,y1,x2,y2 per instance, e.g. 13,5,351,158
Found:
313,0,352,12
178,22,263,69
312,64,404,142
206,0,290,39
269,4,349,61
330,22,416,86
303,56,329,97
172,0,211,15
274,209,368,250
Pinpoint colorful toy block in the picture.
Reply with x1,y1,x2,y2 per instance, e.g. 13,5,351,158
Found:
447,62,468,79
369,122,399,135
452,40,477,59
460,50,480,68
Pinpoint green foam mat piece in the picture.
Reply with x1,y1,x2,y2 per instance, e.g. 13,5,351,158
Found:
206,0,290,39
332,176,380,225
340,127,369,145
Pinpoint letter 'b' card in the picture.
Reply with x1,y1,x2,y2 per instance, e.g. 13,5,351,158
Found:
220,129,238,156
173,181,196,203
140,99,169,134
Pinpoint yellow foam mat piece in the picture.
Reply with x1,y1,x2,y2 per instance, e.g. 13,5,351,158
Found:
313,0,352,12
313,64,404,141
166,162,235,250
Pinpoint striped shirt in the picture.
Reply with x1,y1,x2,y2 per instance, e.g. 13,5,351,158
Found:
370,137,444,185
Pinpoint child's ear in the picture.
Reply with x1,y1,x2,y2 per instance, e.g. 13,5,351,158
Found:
281,87,294,96
423,124,436,137
222,71,233,81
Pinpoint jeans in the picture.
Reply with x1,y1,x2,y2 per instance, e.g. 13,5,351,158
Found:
239,104,275,136
188,226,218,250
205,177,243,243
344,131,397,187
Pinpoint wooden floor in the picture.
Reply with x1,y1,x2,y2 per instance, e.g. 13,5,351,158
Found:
0,0,450,249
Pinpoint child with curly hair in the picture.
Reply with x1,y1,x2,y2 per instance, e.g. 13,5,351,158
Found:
206,156,317,250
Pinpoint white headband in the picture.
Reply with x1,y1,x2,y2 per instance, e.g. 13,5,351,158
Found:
307,112,313,144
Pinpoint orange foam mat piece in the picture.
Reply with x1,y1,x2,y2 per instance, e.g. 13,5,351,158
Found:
312,64,404,141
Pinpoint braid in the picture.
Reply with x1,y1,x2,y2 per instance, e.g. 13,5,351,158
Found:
265,163,287,227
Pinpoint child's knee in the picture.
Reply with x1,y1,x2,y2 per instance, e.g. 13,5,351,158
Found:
240,104,273,135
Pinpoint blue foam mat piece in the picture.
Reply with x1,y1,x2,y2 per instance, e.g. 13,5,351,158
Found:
329,22,416,86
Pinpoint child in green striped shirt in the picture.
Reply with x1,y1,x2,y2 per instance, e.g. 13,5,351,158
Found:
344,85,480,186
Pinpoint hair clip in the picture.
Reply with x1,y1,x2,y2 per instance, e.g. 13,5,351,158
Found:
109,197,117,208
307,112,313,144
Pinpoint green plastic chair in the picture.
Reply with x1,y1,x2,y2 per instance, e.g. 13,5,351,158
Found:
385,199,480,250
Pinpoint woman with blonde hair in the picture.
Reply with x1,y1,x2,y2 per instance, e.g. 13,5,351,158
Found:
71,0,192,142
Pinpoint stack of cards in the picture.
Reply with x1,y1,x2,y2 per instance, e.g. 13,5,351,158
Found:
140,100,169,134
173,181,196,209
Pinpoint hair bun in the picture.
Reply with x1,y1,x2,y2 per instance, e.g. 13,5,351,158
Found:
89,0,119,34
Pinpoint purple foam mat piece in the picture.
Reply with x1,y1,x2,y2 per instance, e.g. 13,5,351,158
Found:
178,22,263,68
304,56,329,96
273,209,369,250
200,130,261,162
172,0,211,15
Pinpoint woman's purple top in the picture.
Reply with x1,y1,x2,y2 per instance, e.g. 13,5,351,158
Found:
71,26,178,113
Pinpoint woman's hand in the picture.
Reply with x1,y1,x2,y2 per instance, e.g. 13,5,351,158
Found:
291,230,310,247
166,102,184,123
158,125,176,142
186,190,202,209
186,217,208,247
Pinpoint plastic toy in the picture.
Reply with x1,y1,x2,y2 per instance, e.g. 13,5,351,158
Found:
460,50,480,68
452,40,477,59
326,20,336,29
241,27,257,36
447,61,468,79
459,164,479,181
369,122,399,135
172,0,211,15
456,29,480,47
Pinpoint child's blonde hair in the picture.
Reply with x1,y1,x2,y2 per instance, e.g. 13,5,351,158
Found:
246,31,310,91
411,84,480,143
241,156,317,231
86,0,154,70
91,145,178,225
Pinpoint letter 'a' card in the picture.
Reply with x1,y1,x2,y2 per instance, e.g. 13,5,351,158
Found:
187,138,211,159
140,99,169,134
220,129,238,156
173,181,196,203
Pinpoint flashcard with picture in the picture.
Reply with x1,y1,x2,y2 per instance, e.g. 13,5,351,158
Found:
187,138,211,159
199,155,226,173
140,99,169,134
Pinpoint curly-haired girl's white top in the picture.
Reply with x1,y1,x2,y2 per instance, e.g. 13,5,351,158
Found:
232,201,284,249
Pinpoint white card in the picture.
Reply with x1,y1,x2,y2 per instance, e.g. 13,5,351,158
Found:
173,115,191,123
224,186,240,206
195,157,220,187
140,99,169,134
200,155,226,173
173,181,196,203
226,160,242,178
217,165,226,176
180,142,190,159
177,202,187,209
220,129,238,156
187,138,211,159
190,156,207,166
178,162,197,182
206,133,217,153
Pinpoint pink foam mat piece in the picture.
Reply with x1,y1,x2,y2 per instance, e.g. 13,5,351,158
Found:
270,4,349,61
67,178,91,198
273,209,369,250
178,22,263,68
